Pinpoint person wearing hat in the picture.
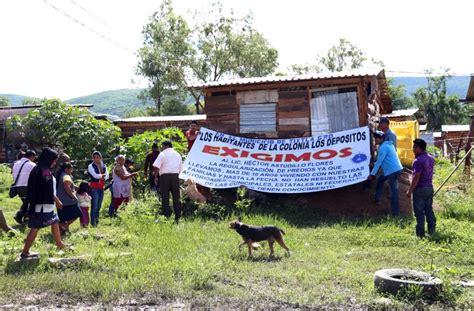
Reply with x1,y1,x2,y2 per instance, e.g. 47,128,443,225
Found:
378,117,397,150
367,130,403,216
152,141,183,223
87,151,109,227
144,143,160,191
406,139,436,237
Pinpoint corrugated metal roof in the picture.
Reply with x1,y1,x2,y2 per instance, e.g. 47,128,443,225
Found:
189,68,384,88
441,125,470,132
116,114,206,123
382,108,419,118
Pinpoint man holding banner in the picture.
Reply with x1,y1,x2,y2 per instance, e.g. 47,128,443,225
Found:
367,131,403,216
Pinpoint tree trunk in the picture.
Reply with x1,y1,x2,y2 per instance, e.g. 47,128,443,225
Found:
0,209,13,232
155,97,162,116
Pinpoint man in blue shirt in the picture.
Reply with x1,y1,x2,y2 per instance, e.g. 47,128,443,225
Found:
378,117,397,150
367,131,403,215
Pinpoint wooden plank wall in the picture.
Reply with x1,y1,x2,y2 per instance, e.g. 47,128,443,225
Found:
205,95,237,134
278,90,310,138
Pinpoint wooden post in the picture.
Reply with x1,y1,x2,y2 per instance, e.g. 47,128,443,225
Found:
464,115,474,176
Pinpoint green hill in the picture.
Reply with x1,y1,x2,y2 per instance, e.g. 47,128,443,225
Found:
66,89,154,117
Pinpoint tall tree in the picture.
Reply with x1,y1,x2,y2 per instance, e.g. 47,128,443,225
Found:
136,0,191,115
413,69,469,130
137,1,278,114
0,96,11,107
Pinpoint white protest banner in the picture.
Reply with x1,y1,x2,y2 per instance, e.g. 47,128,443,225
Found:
180,126,370,193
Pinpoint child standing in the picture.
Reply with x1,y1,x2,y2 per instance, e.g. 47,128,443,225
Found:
77,181,92,228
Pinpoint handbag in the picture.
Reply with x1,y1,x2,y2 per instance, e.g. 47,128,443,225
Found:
9,160,28,198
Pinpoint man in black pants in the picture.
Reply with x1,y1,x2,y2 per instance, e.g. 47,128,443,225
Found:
152,141,183,222
13,150,37,224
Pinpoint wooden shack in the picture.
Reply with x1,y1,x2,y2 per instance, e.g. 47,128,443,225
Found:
115,115,207,138
189,69,392,139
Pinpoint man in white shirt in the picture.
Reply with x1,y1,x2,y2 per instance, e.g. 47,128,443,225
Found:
13,150,37,223
153,141,183,223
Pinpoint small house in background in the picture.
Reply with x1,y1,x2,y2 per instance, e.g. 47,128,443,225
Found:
189,69,392,141
115,114,207,138
440,124,470,158
0,104,93,163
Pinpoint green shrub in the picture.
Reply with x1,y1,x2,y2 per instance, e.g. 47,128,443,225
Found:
122,128,187,194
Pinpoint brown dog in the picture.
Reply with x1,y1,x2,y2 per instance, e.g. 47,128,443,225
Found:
184,179,207,203
229,219,290,257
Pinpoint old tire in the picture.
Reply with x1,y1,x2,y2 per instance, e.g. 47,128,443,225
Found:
374,269,442,297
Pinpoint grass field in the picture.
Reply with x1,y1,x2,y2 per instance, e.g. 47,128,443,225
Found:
0,162,473,309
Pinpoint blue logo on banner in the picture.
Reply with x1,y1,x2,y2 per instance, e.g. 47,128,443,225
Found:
352,153,368,163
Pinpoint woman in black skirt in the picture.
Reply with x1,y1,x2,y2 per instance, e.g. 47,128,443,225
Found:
21,148,65,258
56,163,82,234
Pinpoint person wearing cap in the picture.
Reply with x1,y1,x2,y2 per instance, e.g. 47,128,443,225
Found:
144,143,160,191
153,141,183,223
406,139,436,237
367,130,403,216
185,121,200,151
12,150,37,224
87,151,109,227
378,117,397,150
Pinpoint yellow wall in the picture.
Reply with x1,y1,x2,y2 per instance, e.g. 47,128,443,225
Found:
391,120,419,166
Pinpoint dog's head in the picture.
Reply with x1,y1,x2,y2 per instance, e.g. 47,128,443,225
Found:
228,217,242,230
185,178,196,186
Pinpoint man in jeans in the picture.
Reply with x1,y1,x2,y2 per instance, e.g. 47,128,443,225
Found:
406,139,436,237
153,141,183,223
367,131,403,216
13,150,37,224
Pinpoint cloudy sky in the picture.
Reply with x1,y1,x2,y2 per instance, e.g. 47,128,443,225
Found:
0,0,473,99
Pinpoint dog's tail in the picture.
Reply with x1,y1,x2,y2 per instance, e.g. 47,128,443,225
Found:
279,228,285,235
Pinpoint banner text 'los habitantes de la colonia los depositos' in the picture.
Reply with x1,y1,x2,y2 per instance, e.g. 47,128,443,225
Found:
180,126,370,193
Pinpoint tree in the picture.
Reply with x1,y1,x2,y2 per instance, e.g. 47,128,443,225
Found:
161,93,191,116
319,38,367,72
413,69,470,130
7,98,122,161
136,0,191,115
387,78,415,110
0,96,11,107
21,97,42,106
137,0,278,114
288,38,383,74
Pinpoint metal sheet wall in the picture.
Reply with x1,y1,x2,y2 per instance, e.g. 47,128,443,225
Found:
310,91,359,135
240,103,277,133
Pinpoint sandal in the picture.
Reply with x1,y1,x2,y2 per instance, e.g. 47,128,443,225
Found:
20,252,40,259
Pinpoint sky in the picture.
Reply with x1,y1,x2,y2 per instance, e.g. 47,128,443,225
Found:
0,0,473,99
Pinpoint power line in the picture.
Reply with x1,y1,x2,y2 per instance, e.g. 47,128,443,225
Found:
43,0,131,52
70,0,108,26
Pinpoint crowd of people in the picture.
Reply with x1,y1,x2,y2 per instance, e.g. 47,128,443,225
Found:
8,121,197,258
4,119,437,258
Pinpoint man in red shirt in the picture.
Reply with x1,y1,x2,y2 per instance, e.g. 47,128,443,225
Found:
144,143,160,191
185,121,200,151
